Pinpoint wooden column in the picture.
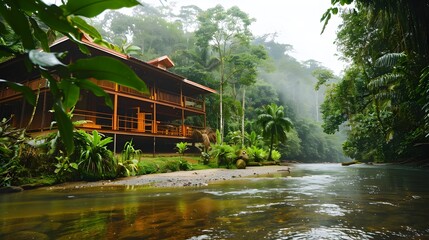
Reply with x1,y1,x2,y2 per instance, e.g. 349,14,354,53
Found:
182,108,185,137
40,90,47,131
180,83,183,107
203,96,206,128
153,103,157,133
113,94,118,130
19,97,26,128
203,96,206,112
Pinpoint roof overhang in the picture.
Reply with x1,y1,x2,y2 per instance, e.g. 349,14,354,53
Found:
48,37,216,95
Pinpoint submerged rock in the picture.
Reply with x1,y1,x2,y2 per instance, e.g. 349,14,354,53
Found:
4,231,49,240
0,186,24,194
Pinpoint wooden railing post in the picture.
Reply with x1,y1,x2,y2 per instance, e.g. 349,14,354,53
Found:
113,94,118,130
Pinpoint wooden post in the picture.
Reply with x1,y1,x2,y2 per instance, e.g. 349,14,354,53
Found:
113,94,118,130
180,83,183,107
19,98,26,128
182,108,185,137
203,96,205,112
40,90,47,131
153,103,157,133
113,133,117,154
153,136,156,157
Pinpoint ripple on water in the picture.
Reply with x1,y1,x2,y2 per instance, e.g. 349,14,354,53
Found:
305,203,352,217
203,189,269,196
271,226,377,240
369,201,398,207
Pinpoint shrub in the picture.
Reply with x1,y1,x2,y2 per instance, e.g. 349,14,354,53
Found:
179,159,192,170
137,161,159,175
117,140,141,177
165,160,180,172
175,142,188,158
0,118,54,186
75,130,116,180
122,139,141,161
209,143,237,168
271,150,281,161
200,151,210,165
246,146,268,162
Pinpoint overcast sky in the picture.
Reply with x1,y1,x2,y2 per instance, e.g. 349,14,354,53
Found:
144,0,346,75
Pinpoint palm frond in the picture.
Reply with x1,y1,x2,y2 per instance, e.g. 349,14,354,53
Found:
368,73,402,90
375,52,406,68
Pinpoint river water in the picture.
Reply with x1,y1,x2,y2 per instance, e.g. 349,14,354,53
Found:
1,164,429,239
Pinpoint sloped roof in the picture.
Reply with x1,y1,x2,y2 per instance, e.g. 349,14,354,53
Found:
147,55,175,69
49,36,216,95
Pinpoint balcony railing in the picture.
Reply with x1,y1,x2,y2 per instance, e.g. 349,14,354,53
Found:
120,86,151,98
183,96,204,111
1,78,206,114
72,109,197,137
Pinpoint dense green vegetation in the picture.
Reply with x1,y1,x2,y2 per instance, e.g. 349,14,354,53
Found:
5,0,400,188
320,0,429,163
93,2,348,163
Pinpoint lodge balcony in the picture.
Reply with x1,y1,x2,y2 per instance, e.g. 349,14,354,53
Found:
0,78,207,139
0,78,205,112
89,79,205,111
72,109,201,139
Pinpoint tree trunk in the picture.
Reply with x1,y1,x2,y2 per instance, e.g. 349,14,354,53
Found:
219,80,223,143
241,89,245,148
269,132,274,160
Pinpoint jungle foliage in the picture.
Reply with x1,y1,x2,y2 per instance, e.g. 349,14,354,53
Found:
93,2,347,163
320,0,429,162
0,1,354,188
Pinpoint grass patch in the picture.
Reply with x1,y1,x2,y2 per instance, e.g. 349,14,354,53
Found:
133,155,212,175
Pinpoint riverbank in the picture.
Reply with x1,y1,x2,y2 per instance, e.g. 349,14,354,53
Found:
47,165,291,189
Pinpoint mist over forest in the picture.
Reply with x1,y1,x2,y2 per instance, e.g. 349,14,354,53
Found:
91,2,349,162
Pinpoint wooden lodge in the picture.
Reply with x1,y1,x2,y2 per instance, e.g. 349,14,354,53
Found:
0,37,216,153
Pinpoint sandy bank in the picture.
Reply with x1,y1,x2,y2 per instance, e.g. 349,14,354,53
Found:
49,165,291,189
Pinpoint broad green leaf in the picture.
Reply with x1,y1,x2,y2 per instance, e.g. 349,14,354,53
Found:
70,162,78,170
65,0,140,18
53,101,75,155
0,2,34,49
69,16,102,39
59,80,80,109
36,4,78,35
29,18,49,52
29,50,66,68
76,79,113,108
0,79,36,106
69,56,149,94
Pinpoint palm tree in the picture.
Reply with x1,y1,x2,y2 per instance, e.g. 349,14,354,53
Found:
257,103,293,160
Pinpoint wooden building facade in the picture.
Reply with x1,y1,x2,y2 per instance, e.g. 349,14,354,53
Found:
0,37,216,153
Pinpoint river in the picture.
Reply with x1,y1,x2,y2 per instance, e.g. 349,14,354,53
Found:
1,163,429,239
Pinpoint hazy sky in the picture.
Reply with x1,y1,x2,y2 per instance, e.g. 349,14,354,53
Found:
144,0,346,75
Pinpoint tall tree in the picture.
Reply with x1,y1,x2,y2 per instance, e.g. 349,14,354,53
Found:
195,5,254,142
257,103,293,160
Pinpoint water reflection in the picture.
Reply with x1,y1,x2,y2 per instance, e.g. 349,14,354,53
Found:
1,164,429,239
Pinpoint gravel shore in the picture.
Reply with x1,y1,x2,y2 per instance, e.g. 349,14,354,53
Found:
49,165,291,189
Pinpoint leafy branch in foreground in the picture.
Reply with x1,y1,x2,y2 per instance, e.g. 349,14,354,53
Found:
0,0,147,155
